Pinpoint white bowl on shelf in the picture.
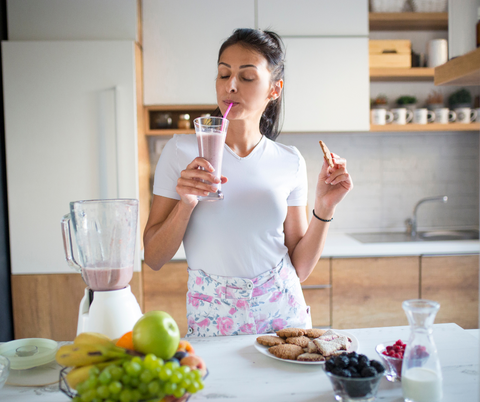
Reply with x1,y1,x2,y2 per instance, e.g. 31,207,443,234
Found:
370,0,408,12
411,0,447,12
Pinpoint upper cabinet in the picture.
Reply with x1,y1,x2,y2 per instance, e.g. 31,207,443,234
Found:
257,0,368,36
142,0,255,105
282,37,370,132
7,0,137,41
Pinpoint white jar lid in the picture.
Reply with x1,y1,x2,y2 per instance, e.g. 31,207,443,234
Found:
0,338,58,370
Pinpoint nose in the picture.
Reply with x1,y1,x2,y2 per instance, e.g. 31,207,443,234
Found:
226,76,237,93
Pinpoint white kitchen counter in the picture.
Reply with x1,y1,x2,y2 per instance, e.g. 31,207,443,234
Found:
171,233,480,261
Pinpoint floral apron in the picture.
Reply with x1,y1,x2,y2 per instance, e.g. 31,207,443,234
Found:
185,253,312,337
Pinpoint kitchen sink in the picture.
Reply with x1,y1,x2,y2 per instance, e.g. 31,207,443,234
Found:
348,230,479,244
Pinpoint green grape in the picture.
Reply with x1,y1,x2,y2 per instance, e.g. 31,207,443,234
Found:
137,382,149,396
192,369,203,380
108,380,123,395
125,361,142,377
131,389,142,402
163,381,177,395
130,377,140,388
170,370,183,384
180,378,192,389
110,366,124,381
173,387,186,399
198,379,205,390
121,374,131,385
84,377,98,390
76,381,88,395
131,356,143,365
80,389,97,402
147,379,161,395
178,365,191,375
99,369,112,385
119,388,132,402
96,384,110,399
139,369,153,383
143,354,158,370
159,367,172,381
89,367,100,377
91,398,102,402
187,381,200,394
164,361,180,370
72,397,82,402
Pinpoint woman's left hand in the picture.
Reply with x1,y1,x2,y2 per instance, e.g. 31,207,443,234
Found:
315,152,353,212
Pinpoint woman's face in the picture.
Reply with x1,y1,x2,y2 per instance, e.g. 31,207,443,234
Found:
216,44,279,123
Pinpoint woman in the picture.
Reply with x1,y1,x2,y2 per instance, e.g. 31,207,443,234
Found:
144,29,352,337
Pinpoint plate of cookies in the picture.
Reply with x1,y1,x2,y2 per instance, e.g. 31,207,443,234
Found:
255,328,359,365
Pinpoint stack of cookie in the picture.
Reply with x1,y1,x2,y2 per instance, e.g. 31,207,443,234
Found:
257,328,352,362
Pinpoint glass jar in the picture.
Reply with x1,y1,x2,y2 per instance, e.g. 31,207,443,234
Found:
177,113,191,130
401,299,443,402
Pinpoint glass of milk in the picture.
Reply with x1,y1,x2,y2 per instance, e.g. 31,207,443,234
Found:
401,299,443,402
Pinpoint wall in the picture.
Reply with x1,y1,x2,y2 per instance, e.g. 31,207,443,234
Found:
277,131,479,233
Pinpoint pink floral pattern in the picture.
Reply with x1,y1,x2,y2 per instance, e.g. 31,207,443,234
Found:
185,254,312,337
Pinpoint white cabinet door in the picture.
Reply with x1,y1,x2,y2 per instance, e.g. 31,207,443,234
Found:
282,37,370,132
2,41,139,274
142,0,255,105
7,0,137,41
257,0,368,36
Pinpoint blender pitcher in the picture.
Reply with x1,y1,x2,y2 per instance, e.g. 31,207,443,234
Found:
61,199,138,291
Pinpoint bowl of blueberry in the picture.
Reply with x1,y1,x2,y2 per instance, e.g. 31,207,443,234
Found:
324,352,385,402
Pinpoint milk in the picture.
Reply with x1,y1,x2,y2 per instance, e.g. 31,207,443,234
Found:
402,367,443,402
197,132,225,192
82,266,133,291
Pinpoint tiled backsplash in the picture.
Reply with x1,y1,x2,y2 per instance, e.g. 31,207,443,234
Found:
277,131,479,233
149,131,479,233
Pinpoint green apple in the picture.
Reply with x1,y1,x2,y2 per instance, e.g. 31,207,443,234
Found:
132,311,180,360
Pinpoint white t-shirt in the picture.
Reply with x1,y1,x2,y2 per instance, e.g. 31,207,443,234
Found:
153,134,308,278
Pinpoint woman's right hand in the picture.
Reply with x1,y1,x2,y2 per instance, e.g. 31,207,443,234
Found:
176,157,228,207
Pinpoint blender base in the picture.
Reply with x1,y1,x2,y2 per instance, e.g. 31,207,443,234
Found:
77,285,143,339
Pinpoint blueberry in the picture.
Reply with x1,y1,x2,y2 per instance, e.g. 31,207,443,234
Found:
361,366,378,378
347,351,359,359
340,369,352,378
358,354,369,365
370,360,385,373
350,371,362,378
166,357,180,365
348,357,359,367
174,351,188,361
325,358,335,372
334,355,349,369
331,366,344,376
347,366,358,374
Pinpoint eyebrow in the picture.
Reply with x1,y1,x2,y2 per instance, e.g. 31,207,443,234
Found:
218,62,258,69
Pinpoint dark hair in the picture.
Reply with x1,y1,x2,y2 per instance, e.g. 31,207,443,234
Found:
216,28,285,141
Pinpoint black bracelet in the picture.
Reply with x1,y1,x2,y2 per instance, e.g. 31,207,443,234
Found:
312,209,333,222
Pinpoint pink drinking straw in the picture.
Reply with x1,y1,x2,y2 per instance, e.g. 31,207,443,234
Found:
221,103,233,131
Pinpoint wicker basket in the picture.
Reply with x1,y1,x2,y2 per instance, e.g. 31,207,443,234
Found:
370,0,408,12
411,0,447,12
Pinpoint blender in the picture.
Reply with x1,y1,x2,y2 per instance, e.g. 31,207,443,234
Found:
61,199,143,339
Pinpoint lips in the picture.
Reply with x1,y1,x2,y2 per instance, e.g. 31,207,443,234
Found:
223,100,239,107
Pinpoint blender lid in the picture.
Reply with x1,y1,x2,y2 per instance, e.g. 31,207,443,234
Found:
0,338,58,370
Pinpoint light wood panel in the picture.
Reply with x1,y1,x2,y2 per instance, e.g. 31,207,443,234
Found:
332,257,419,329
11,272,143,341
434,47,480,86
302,258,331,327
421,255,479,329
370,67,434,81
143,262,189,337
369,12,448,31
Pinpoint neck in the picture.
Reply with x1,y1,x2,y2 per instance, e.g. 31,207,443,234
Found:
225,120,263,158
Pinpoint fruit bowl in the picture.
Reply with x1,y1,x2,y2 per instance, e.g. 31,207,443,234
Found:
325,370,384,401
375,342,403,382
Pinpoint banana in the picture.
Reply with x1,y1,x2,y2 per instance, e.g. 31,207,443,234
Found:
56,343,129,367
73,332,114,347
65,359,123,390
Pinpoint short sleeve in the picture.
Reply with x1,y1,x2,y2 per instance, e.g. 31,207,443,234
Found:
152,136,181,200
287,148,308,206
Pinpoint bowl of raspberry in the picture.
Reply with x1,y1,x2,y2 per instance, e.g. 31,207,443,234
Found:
324,352,385,402
375,340,406,382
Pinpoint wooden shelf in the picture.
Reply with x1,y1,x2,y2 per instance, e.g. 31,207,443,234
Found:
370,67,434,81
369,12,448,31
434,47,480,86
370,123,480,132
145,104,217,135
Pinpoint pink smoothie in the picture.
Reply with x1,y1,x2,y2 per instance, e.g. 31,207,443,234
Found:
197,132,225,191
82,266,133,291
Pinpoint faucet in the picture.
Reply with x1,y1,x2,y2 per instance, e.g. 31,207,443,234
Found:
405,196,448,237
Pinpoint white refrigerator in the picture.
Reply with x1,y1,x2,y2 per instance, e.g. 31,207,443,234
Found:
2,40,140,275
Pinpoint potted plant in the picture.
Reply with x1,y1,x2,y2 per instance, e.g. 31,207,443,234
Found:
426,91,444,110
448,88,472,109
371,94,389,109
396,95,417,111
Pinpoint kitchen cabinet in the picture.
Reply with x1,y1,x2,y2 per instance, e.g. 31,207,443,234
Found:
421,254,479,329
301,258,331,328
142,0,255,105
282,37,370,132
331,257,419,329
257,0,368,36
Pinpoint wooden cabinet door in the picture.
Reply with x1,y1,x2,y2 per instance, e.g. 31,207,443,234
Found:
143,261,189,337
421,254,479,329
302,258,331,327
332,257,419,329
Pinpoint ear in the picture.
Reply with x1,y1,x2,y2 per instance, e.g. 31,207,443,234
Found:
269,79,283,100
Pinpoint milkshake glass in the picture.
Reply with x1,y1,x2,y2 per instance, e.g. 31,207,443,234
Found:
194,116,229,201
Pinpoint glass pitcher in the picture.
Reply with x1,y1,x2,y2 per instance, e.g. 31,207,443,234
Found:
401,299,443,402
61,199,138,291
